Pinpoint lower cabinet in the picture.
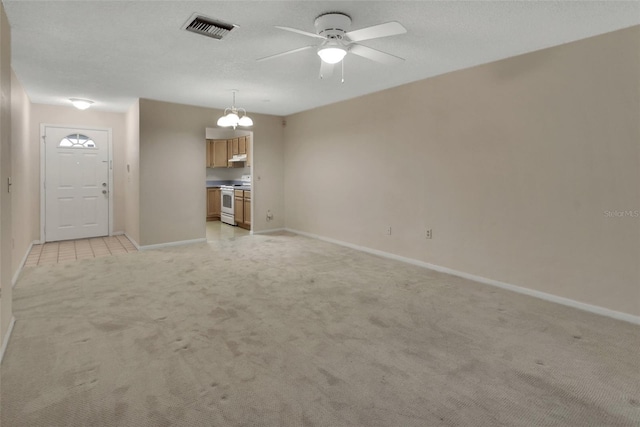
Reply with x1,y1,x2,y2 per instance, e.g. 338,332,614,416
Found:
243,191,251,228
234,189,251,230
234,190,244,225
206,188,221,221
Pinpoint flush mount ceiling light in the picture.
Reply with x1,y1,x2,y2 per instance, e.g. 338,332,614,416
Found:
317,39,347,64
69,98,93,110
217,91,253,129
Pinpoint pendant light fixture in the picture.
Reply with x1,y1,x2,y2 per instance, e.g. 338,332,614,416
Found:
217,90,253,129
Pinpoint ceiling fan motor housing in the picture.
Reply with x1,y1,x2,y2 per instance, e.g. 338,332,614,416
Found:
314,13,352,39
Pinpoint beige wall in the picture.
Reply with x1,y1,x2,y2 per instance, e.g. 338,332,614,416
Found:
29,104,127,235
124,100,140,245
0,1,11,350
284,26,640,316
250,115,286,233
10,71,32,278
138,99,284,246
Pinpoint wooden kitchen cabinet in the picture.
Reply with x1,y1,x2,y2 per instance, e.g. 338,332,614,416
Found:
206,139,214,168
232,189,251,230
212,140,228,168
206,188,221,221
245,135,252,167
243,190,251,228
234,190,244,225
227,139,243,168
208,136,250,168
238,136,246,155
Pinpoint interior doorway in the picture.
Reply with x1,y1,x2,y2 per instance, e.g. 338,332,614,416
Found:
205,128,253,242
41,125,113,242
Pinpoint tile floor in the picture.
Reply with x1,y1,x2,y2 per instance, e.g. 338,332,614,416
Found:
25,235,138,267
206,220,250,241
24,224,247,268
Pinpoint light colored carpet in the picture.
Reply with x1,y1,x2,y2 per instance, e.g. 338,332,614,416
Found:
2,232,639,426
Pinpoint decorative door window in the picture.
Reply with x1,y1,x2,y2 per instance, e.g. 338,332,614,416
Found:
58,134,96,148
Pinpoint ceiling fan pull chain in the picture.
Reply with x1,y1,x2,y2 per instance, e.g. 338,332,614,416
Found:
341,59,345,83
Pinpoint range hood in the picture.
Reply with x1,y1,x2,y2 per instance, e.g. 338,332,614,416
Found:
228,154,247,162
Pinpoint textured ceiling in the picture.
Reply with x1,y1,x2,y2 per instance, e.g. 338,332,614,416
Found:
4,1,639,116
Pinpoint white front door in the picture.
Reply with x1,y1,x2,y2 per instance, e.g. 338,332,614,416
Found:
44,126,110,242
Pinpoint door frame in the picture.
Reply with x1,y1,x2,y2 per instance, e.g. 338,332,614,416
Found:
204,128,254,235
39,124,114,242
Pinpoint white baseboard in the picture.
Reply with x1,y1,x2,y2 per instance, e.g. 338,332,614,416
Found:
12,240,37,288
112,231,125,236
285,228,640,326
252,227,286,235
123,233,140,250
139,237,206,251
0,316,16,364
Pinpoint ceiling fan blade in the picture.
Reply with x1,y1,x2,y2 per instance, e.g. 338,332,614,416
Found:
346,21,406,42
256,45,314,62
275,26,326,40
349,44,405,65
319,61,334,79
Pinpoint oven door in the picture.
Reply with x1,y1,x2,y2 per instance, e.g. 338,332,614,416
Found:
220,188,236,225
221,190,233,213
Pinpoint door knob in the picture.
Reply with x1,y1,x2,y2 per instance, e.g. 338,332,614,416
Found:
102,190,108,194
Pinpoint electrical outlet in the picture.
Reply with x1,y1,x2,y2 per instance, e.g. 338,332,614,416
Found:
425,228,432,239
266,210,273,221
386,226,392,235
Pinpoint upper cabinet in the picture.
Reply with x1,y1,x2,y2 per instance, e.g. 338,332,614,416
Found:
244,135,252,167
212,139,229,168
206,139,214,168
206,139,223,167
238,136,246,155
207,135,252,168
231,138,239,156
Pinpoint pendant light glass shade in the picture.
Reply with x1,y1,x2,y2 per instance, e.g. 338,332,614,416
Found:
238,115,253,127
226,112,239,123
216,115,229,127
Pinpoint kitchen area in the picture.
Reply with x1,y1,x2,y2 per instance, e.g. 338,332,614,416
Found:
205,127,252,241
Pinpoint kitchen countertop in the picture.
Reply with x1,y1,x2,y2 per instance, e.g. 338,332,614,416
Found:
206,180,251,191
206,180,249,187
206,180,228,188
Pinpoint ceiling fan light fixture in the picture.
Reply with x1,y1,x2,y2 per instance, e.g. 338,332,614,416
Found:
69,98,93,110
317,46,347,64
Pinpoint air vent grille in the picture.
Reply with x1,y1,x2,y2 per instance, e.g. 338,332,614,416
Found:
183,14,236,40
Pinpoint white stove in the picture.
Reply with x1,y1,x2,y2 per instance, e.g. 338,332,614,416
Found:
220,175,251,226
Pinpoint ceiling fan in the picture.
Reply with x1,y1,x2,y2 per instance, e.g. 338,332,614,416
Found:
257,12,407,79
